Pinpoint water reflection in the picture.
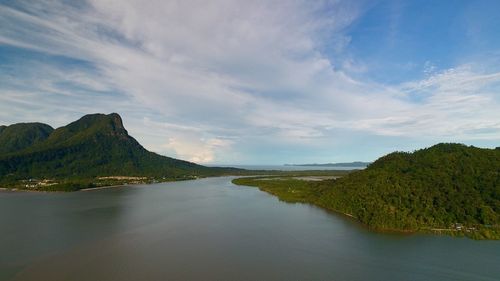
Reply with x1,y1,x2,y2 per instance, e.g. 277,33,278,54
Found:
0,177,498,281
0,187,131,280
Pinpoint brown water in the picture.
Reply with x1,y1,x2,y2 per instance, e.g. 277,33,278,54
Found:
0,177,499,281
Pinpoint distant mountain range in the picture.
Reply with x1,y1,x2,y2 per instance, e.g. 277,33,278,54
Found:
0,113,242,189
285,161,371,167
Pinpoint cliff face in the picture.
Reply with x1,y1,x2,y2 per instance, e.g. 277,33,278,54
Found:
0,113,213,180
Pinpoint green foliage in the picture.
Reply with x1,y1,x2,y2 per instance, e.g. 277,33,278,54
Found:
233,143,500,240
0,123,54,154
0,113,244,188
38,181,96,192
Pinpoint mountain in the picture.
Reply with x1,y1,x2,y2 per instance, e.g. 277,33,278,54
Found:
234,143,500,239
0,113,240,188
285,161,371,167
0,123,54,154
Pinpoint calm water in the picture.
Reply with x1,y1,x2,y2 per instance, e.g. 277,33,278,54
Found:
0,177,498,281
214,165,366,171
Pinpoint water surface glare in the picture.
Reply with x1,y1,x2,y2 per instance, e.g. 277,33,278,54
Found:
0,177,499,281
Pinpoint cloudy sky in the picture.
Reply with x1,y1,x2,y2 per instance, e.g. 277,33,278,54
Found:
1,0,500,164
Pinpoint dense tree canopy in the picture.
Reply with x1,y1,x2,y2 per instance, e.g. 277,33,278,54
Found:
0,123,54,154
234,143,500,239
0,113,242,187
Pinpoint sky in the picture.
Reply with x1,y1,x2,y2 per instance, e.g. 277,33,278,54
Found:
1,0,500,165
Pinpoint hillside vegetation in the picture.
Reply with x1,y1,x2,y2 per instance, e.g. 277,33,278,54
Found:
0,123,54,154
0,113,243,190
0,113,347,191
234,143,500,239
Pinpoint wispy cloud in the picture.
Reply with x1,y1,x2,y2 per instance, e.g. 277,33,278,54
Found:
1,0,500,163
356,65,500,139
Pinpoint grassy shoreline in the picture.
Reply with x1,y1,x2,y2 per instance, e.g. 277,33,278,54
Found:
0,170,352,192
232,176,500,240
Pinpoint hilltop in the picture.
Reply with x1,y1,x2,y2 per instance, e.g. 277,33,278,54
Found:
234,143,500,239
0,122,54,154
0,113,242,190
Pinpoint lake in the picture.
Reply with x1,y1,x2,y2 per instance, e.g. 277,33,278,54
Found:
1,177,498,281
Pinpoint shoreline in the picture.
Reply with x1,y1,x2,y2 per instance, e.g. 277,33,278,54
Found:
79,184,129,192
0,187,62,194
0,175,229,193
231,177,499,240
0,183,134,193
0,171,348,193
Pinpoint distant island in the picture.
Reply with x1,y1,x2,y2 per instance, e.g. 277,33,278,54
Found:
234,143,500,240
285,161,371,167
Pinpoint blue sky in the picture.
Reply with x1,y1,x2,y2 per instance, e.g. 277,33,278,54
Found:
1,0,500,164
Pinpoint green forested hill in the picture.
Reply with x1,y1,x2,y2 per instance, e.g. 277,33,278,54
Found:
234,143,500,239
321,144,499,230
0,123,54,154
0,113,241,188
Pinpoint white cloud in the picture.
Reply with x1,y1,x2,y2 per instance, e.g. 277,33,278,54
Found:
351,65,500,139
162,137,233,164
1,1,500,163
401,65,500,94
